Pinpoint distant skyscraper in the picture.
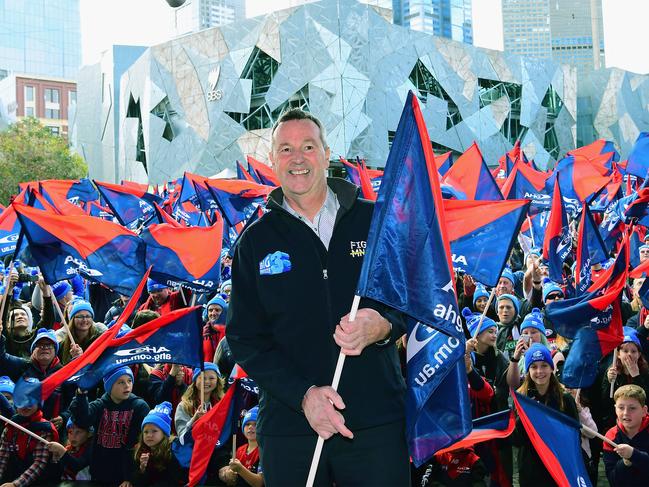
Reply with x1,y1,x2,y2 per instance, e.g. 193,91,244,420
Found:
392,0,473,44
173,0,245,36
502,0,604,75
0,0,81,79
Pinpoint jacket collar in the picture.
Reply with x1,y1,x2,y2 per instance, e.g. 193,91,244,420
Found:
267,177,360,214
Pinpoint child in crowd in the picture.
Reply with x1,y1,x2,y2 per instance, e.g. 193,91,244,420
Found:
604,384,649,484
47,418,93,481
0,377,15,429
219,406,263,487
513,343,578,487
69,365,149,485
0,377,59,486
133,401,183,486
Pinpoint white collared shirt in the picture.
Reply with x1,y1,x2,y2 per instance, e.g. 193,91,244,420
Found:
282,187,340,249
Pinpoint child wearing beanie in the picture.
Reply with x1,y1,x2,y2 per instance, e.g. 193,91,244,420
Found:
219,406,263,487
513,343,578,486
47,418,94,481
133,401,183,486
69,365,149,485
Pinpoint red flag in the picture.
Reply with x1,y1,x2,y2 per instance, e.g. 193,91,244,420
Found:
246,155,280,186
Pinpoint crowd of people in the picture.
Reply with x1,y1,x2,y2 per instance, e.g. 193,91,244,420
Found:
1,107,649,487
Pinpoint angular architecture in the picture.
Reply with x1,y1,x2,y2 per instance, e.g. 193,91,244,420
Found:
75,0,577,184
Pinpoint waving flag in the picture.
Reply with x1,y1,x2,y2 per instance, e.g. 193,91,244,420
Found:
141,216,223,292
0,206,20,258
501,161,551,215
569,139,619,167
173,200,206,227
38,179,99,209
512,392,592,487
435,151,453,177
444,199,530,286
188,366,251,487
575,203,608,294
12,269,151,408
13,203,145,295
435,409,515,455
442,142,502,201
94,180,163,230
546,238,627,387
625,132,649,178
247,155,279,186
205,179,271,226
356,92,470,466
236,161,256,182
77,307,204,390
543,179,572,282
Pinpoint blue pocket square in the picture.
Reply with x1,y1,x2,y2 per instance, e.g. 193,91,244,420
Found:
259,251,292,275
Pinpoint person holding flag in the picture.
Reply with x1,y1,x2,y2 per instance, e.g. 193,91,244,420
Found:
227,109,408,486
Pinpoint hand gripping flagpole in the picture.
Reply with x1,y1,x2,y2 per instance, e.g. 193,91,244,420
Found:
609,348,618,398
305,294,361,487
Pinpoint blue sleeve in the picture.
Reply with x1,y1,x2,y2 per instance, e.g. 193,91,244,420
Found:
630,447,649,474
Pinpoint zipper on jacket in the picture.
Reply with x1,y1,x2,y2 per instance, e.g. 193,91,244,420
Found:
323,269,328,280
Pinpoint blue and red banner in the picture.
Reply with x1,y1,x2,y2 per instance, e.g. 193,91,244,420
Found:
94,180,163,230
0,205,20,258
435,409,515,455
625,132,649,178
543,179,572,282
442,142,502,201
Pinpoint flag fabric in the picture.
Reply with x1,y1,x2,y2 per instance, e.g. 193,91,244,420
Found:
188,366,249,487
236,161,256,182
76,307,204,390
140,216,223,292
13,203,146,295
247,155,279,186
434,409,515,455
435,151,453,177
543,179,572,282
204,179,271,226
501,160,552,215
94,180,163,230
357,159,378,201
511,392,592,487
0,205,20,258
443,199,530,286
575,203,608,294
12,268,151,408
441,142,503,201
625,132,649,178
355,91,470,466
38,178,99,209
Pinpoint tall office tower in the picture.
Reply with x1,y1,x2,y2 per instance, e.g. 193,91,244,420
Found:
173,0,246,36
0,0,81,79
392,0,473,44
502,0,604,75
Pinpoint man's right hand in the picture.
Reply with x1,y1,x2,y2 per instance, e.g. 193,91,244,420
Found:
302,386,354,440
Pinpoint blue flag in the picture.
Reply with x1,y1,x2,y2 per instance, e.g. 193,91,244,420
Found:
512,392,592,487
355,92,470,466
625,132,649,178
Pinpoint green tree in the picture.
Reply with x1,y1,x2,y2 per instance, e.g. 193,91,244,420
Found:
0,117,87,205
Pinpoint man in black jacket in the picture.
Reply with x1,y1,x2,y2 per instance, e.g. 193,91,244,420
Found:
227,109,408,486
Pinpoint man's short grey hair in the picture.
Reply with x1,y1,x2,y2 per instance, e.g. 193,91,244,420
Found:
270,108,328,150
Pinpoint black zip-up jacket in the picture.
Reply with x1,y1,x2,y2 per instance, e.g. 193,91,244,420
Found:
226,178,406,436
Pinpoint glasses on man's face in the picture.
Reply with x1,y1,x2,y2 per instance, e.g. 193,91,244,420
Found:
545,293,563,301
35,342,55,350
74,315,93,321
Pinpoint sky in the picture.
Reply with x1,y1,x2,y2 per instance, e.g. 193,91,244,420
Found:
80,0,649,74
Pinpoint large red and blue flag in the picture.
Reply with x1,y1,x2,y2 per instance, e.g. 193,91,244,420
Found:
204,179,271,226
236,161,256,182
0,205,20,258
512,392,592,487
501,161,551,215
444,199,530,286
355,92,470,466
543,179,572,282
442,142,502,201
94,180,163,230
435,151,453,177
13,202,146,295
247,155,280,186
575,202,608,295
141,215,223,292
38,179,99,210
434,409,515,455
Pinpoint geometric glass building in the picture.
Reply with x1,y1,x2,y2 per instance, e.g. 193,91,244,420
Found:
74,0,578,184
393,0,473,44
0,0,81,80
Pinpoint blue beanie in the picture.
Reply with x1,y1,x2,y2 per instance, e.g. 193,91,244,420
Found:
142,401,173,437
526,248,541,260
103,366,134,394
51,281,71,301
30,328,59,354
0,376,15,395
147,278,168,292
242,406,259,433
69,300,94,320
192,362,221,383
542,280,564,302
524,343,554,374
14,377,41,408
622,326,642,349
66,417,94,433
472,285,489,307
203,295,228,322
640,244,649,253
500,268,515,286
462,307,497,337
520,308,546,335
220,279,232,293
497,294,520,316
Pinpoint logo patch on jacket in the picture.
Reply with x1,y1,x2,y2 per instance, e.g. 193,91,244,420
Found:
349,240,366,257
259,251,292,275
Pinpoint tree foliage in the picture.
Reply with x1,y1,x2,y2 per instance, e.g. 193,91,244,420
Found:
0,117,87,205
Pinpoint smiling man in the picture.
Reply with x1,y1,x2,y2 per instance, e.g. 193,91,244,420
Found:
227,109,408,486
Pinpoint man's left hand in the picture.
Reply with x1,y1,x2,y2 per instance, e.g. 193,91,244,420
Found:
334,308,391,356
